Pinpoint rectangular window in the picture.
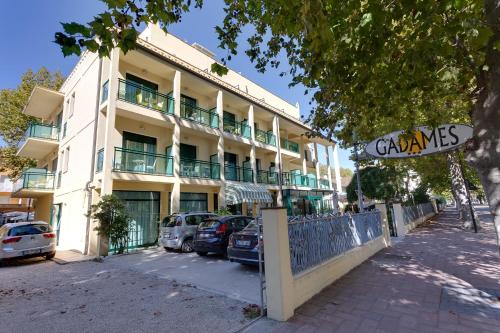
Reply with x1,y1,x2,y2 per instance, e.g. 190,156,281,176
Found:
180,144,197,160
62,122,67,138
180,192,208,212
63,147,70,172
51,158,58,172
101,80,109,103
69,92,75,117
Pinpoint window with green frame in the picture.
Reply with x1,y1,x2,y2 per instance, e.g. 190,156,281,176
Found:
180,192,208,212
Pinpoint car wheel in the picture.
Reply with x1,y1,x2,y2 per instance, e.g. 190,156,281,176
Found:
181,239,194,253
164,247,171,252
46,251,56,260
196,251,208,256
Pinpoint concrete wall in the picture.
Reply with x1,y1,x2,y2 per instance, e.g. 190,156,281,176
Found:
393,201,437,237
262,207,391,321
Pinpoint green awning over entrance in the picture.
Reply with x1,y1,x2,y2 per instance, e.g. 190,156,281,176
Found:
225,181,273,206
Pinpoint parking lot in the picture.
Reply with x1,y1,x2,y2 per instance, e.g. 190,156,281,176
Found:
107,247,262,304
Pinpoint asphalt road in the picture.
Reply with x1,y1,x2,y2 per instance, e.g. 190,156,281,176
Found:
0,255,252,333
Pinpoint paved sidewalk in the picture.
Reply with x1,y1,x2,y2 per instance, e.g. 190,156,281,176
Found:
247,206,500,333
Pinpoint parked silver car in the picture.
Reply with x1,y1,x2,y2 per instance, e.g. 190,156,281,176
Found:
159,212,216,252
0,221,56,260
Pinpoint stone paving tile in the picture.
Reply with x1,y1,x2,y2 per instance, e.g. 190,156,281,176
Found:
260,206,500,333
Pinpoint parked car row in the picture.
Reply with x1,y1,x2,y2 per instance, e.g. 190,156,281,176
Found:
159,212,262,266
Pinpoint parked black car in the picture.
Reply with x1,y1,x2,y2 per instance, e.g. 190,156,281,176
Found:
227,220,262,266
193,215,253,256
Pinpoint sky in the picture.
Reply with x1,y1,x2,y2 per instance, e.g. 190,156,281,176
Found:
0,0,355,170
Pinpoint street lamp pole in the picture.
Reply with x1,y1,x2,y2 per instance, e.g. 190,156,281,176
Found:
354,142,364,212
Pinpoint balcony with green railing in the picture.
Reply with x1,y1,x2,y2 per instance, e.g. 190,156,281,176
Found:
113,147,173,176
180,102,219,129
223,118,252,139
180,159,220,179
225,165,253,182
118,79,174,114
256,170,279,185
13,169,55,193
26,123,59,141
280,138,300,153
255,129,276,146
281,172,318,188
319,178,330,190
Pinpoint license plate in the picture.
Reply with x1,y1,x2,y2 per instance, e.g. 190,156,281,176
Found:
163,233,170,238
199,233,210,238
22,249,41,256
236,240,251,246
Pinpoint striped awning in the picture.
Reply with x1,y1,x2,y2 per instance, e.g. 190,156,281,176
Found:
225,181,273,206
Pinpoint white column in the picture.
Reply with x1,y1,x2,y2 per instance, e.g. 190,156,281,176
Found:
248,105,257,183
262,208,294,321
302,140,308,175
170,70,181,213
273,115,282,205
333,144,342,194
216,90,226,208
313,142,320,187
101,48,120,195
325,145,333,190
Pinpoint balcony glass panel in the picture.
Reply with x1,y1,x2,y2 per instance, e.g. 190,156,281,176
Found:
224,165,253,182
256,170,279,185
180,159,220,179
319,179,330,189
281,172,318,188
113,147,173,175
118,79,174,114
223,119,252,139
180,103,219,128
280,138,299,153
26,123,59,141
14,171,55,192
255,129,276,146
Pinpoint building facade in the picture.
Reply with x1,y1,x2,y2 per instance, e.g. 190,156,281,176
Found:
13,25,342,255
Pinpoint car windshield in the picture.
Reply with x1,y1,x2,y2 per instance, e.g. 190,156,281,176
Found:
9,224,52,236
162,216,179,227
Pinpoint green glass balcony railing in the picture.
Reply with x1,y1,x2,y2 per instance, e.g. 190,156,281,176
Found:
180,159,220,179
14,170,55,192
281,172,318,188
223,118,251,139
113,147,173,175
319,179,330,189
280,138,300,153
180,103,219,128
118,79,174,114
225,165,253,182
26,123,59,141
256,170,279,185
255,129,276,146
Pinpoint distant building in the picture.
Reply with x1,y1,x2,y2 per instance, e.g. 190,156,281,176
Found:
0,173,32,213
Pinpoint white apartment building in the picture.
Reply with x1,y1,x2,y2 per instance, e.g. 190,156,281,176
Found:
13,24,342,255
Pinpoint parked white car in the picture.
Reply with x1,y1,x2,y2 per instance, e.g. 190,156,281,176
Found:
0,221,56,260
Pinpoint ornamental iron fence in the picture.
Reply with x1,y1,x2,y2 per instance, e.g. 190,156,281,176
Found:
288,210,382,275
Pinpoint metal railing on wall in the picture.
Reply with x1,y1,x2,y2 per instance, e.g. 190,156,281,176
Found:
402,202,434,225
288,211,382,275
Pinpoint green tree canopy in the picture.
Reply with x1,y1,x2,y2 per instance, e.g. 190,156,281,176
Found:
0,68,64,179
346,166,401,203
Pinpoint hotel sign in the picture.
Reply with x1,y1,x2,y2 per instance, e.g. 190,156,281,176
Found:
365,124,473,158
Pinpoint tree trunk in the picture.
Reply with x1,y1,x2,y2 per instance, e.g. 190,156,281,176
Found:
466,0,500,251
447,153,479,229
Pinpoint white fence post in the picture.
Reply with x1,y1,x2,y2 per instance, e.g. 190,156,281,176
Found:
392,203,405,236
375,204,391,247
262,208,295,321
